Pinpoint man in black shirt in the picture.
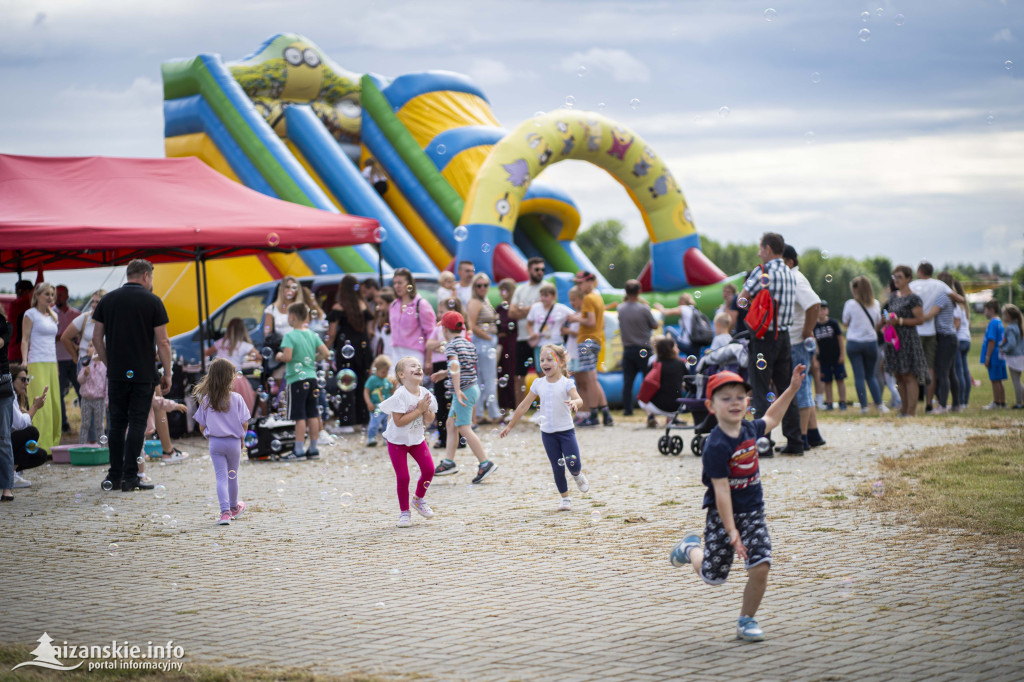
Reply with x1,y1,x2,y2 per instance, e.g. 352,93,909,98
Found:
93,260,172,492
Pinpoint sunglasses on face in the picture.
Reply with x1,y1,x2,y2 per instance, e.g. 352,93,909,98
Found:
475,283,489,288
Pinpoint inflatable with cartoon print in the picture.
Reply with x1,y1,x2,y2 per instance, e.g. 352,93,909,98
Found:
159,33,740,399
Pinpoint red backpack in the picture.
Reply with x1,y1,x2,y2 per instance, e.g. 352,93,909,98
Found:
744,268,778,339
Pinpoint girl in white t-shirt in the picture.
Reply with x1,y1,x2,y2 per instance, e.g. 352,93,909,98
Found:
377,356,439,528
501,344,589,511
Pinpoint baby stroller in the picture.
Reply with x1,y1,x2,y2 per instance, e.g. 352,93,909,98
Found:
657,336,750,457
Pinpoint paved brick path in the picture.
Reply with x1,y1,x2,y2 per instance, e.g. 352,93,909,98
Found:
2,419,1022,680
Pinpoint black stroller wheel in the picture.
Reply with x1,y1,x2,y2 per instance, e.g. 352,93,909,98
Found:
669,435,684,455
658,435,671,455
691,435,704,457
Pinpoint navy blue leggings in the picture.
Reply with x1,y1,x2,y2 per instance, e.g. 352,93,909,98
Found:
541,429,582,494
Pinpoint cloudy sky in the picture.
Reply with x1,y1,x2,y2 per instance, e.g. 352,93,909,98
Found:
1,0,1022,294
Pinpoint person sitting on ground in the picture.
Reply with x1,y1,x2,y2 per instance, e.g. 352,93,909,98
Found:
9,364,50,490
639,337,686,429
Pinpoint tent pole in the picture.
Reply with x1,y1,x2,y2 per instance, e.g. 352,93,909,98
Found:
194,249,206,373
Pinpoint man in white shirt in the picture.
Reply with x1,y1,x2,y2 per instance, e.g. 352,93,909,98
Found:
455,260,475,308
783,245,825,450
909,261,963,411
508,257,547,401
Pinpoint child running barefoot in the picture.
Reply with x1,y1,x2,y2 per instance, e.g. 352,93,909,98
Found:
377,356,438,528
432,312,499,483
501,344,588,510
669,364,806,642
193,358,252,526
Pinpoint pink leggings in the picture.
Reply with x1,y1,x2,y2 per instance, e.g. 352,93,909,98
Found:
387,440,434,511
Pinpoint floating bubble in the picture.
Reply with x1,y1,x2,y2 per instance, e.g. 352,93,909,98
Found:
228,469,237,481
74,493,82,503
693,290,702,299
748,406,757,415
498,375,509,388
487,347,497,360
320,264,328,273
859,28,871,42
757,353,764,360
154,484,166,499
810,71,822,84
126,370,134,379
718,106,731,120
339,492,353,508
565,95,576,108
270,439,282,452
737,297,748,309
337,368,358,392
1005,60,1014,71
825,274,833,283
804,131,816,144
341,344,356,360
25,439,38,454
760,274,769,286
590,510,601,522
102,479,113,491
577,65,587,78
162,514,171,526
763,8,777,21
766,392,776,403
639,349,648,358
436,143,446,155
267,232,280,247
261,347,273,359
596,102,606,111
686,354,698,367
453,225,469,242
375,602,386,609
986,113,996,126
756,358,768,371
875,7,884,17
608,263,615,270
557,457,566,467
860,10,870,22
629,98,640,110
137,456,144,464
373,226,388,243
821,249,831,259
803,337,816,352
756,437,772,453
108,543,119,557
894,13,905,25
481,243,491,253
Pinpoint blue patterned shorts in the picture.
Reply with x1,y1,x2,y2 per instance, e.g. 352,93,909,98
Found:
699,507,772,585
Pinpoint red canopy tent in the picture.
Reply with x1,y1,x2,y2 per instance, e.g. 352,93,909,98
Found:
0,154,381,368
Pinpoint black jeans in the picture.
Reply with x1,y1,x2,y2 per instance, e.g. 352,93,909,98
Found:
12,426,48,471
432,361,450,446
934,334,958,408
107,380,156,482
621,345,652,415
747,334,802,446
58,359,80,429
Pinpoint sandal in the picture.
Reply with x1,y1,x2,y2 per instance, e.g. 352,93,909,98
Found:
1,493,13,502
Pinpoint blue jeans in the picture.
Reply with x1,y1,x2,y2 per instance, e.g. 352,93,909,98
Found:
790,343,815,409
955,339,971,406
0,392,14,490
472,335,501,420
847,340,882,407
367,411,388,442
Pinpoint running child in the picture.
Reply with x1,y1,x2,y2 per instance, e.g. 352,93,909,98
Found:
275,302,329,459
669,363,807,642
431,311,499,483
377,356,438,528
364,355,394,446
501,344,588,510
192,358,252,526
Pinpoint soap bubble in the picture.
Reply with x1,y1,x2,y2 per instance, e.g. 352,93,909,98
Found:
1005,60,1014,71
763,8,777,21
337,368,358,392
108,543,119,557
565,95,575,108
693,290,702,299
756,358,768,371
154,484,166,499
498,375,509,388
859,28,871,42
339,492,353,508
244,431,258,448
718,106,730,119
685,354,698,367
825,274,833,283
590,510,601,522
629,98,640,110
266,232,280,247
577,66,587,78
748,406,757,415
25,439,38,454
270,439,282,452
228,470,237,480
557,458,565,467
126,370,134,379
894,13,905,26
341,344,356,360
821,250,830,259
860,11,871,22
756,437,772,453
875,7,885,17
766,392,776,403
320,264,328,273
373,226,388,243
481,243,491,254
804,131,816,144
810,71,822,84
759,274,769,286
803,337,816,352
436,143,446,155
102,480,113,491
261,347,273,359
596,102,606,111
737,297,748,309
453,225,469,242
872,481,885,497
487,347,497,360
757,353,764,360
639,349,648,358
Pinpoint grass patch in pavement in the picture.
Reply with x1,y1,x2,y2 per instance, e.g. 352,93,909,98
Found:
872,426,1024,546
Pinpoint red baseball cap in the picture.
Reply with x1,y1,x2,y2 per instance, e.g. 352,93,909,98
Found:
574,271,596,283
441,311,465,331
706,371,751,398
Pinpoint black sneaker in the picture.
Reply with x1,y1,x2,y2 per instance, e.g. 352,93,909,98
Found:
121,476,155,492
434,459,459,476
776,443,804,456
807,437,826,448
577,417,600,428
472,460,498,484
305,450,320,460
602,412,615,426
279,452,305,462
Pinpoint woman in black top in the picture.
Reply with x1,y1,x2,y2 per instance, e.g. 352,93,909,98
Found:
327,275,374,428
639,337,686,428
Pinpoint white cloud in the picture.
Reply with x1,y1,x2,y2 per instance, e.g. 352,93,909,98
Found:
560,48,650,83
465,58,537,87
992,28,1015,43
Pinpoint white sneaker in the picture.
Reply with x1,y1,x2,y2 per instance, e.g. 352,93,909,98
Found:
877,404,890,414
161,453,186,464
338,426,355,434
411,496,434,518
573,472,590,493
931,406,947,415
138,472,153,483
983,402,1002,410
860,407,869,415
12,472,31,488
558,497,572,511
396,511,412,528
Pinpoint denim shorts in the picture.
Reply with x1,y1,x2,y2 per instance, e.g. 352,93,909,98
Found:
790,343,815,409
449,384,480,427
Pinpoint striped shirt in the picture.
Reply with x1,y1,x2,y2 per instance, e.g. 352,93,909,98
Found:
934,293,956,335
445,336,478,392
743,258,797,331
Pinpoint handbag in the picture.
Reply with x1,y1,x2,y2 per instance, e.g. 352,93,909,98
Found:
528,306,555,348
857,301,884,345
637,361,662,403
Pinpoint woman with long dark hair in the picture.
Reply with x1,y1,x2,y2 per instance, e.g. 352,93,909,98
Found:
327,275,374,429
878,265,929,416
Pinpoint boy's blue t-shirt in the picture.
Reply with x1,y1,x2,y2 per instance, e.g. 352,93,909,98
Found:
701,418,766,514
983,318,1004,362
365,374,393,406
281,328,321,385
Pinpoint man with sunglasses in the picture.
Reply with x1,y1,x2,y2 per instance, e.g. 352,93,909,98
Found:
509,257,548,402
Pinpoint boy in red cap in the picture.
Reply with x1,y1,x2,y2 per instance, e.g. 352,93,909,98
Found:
430,311,499,483
669,363,806,642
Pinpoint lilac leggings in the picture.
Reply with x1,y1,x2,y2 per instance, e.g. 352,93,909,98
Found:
387,440,434,511
209,436,241,513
